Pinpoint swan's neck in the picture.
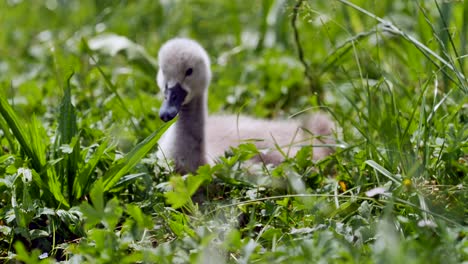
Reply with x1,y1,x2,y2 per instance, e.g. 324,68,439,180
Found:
174,92,207,173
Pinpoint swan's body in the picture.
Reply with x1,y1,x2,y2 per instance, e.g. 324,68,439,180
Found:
157,38,334,174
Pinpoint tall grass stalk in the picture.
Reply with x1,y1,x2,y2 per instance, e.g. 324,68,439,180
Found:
337,0,467,92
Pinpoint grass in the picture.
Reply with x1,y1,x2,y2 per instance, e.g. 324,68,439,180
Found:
0,0,466,263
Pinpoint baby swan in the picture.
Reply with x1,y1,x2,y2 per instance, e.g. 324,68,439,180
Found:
157,38,334,174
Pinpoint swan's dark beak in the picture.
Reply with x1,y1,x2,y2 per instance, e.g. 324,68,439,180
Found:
159,83,188,122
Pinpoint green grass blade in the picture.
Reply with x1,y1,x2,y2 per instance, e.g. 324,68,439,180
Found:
57,72,80,202
58,73,78,145
0,116,17,153
254,0,273,52
82,38,139,131
28,116,70,207
44,167,70,208
73,139,110,200
461,0,467,69
435,1,463,72
337,0,467,91
113,172,147,189
0,94,42,172
320,29,376,75
28,115,47,167
101,119,174,192
365,160,400,185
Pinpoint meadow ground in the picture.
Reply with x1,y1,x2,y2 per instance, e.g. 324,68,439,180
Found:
0,0,466,263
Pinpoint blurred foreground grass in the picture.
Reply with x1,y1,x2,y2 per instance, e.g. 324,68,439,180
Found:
0,0,466,263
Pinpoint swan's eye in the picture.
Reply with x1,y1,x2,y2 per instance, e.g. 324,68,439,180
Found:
185,68,193,76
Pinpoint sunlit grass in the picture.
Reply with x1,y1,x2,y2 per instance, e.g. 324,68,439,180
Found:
0,0,466,263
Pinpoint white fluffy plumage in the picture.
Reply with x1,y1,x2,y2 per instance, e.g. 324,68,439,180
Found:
156,38,335,174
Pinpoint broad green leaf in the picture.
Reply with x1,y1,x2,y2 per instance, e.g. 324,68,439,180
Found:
29,229,49,240
57,72,80,203
90,179,105,213
167,213,195,238
103,198,123,230
28,116,47,172
126,204,152,229
30,169,69,208
80,203,102,230
14,242,46,264
0,93,69,208
164,176,191,209
165,169,212,209
237,143,260,161
56,208,83,234
295,146,313,170
187,166,212,195
80,180,105,229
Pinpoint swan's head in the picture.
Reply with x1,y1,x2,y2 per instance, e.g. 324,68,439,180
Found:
157,38,211,122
